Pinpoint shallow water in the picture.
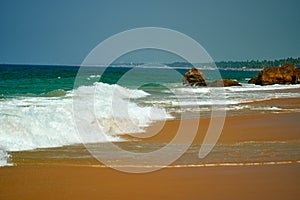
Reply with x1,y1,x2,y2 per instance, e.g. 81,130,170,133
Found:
1,64,300,167
8,140,300,168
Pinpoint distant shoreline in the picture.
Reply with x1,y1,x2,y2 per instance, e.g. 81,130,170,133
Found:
0,63,263,71
1,56,299,70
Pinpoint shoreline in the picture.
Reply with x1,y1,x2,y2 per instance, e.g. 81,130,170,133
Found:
242,94,300,108
1,97,300,199
6,97,300,168
126,111,300,144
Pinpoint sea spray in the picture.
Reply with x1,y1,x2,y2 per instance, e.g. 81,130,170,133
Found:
0,149,11,167
0,82,170,166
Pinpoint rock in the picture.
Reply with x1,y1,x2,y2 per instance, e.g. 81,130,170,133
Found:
183,68,206,86
296,68,300,83
182,68,242,87
207,79,242,87
248,64,300,85
248,76,258,84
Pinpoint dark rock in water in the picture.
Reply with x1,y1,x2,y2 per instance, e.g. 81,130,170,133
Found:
207,79,242,87
182,68,206,86
182,68,241,87
248,64,300,85
296,68,300,83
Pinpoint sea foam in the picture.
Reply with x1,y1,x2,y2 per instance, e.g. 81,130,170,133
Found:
0,82,170,166
164,83,300,108
0,149,11,167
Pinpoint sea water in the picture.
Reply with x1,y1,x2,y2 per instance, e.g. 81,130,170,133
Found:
1,64,300,167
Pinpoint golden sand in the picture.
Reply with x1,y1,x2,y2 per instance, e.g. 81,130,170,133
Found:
1,97,300,199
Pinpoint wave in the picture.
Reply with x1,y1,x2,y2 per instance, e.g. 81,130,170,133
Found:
55,160,300,169
156,84,300,109
0,82,171,166
225,83,300,92
174,83,300,93
0,149,11,167
167,160,300,168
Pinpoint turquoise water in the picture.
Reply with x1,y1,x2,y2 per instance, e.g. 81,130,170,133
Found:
1,64,300,167
0,64,258,97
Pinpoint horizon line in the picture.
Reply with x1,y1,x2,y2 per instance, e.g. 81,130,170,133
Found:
0,56,299,67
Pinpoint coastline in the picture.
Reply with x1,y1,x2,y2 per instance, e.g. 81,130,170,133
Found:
244,96,300,109
1,96,300,199
127,109,300,144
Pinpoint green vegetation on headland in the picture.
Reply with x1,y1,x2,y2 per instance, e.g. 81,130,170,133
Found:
1,57,299,70
166,57,300,69
215,57,300,69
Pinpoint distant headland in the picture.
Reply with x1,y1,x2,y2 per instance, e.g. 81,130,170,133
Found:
1,57,299,70
166,57,300,70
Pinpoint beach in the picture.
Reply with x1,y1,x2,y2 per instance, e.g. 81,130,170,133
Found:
1,97,300,199
1,164,299,200
1,0,300,199
1,65,300,199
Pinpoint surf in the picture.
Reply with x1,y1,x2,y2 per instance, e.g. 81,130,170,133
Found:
0,82,170,166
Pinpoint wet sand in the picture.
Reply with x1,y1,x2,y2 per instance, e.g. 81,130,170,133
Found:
1,97,300,199
244,96,300,109
0,164,299,200
128,112,300,144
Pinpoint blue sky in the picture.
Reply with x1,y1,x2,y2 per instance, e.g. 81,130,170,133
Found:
0,0,299,64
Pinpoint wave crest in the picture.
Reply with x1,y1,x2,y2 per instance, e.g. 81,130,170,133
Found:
0,82,170,166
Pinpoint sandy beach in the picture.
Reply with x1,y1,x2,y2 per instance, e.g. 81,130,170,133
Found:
1,0,300,199
1,164,299,200
128,100,300,144
1,97,300,199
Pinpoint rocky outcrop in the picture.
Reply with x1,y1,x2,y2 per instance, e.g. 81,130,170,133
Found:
296,68,300,83
207,79,242,87
248,64,300,85
183,68,206,86
183,68,241,87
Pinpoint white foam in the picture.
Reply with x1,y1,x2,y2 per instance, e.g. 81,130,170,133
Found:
67,160,300,169
0,82,170,166
0,98,81,152
147,100,238,106
74,83,170,137
89,74,101,78
0,149,11,167
173,87,211,94
150,83,300,111
251,106,282,111
225,83,300,92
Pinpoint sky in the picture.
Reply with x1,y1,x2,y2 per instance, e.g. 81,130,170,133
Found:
0,0,299,64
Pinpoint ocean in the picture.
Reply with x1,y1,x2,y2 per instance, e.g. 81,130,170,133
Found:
1,64,300,168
